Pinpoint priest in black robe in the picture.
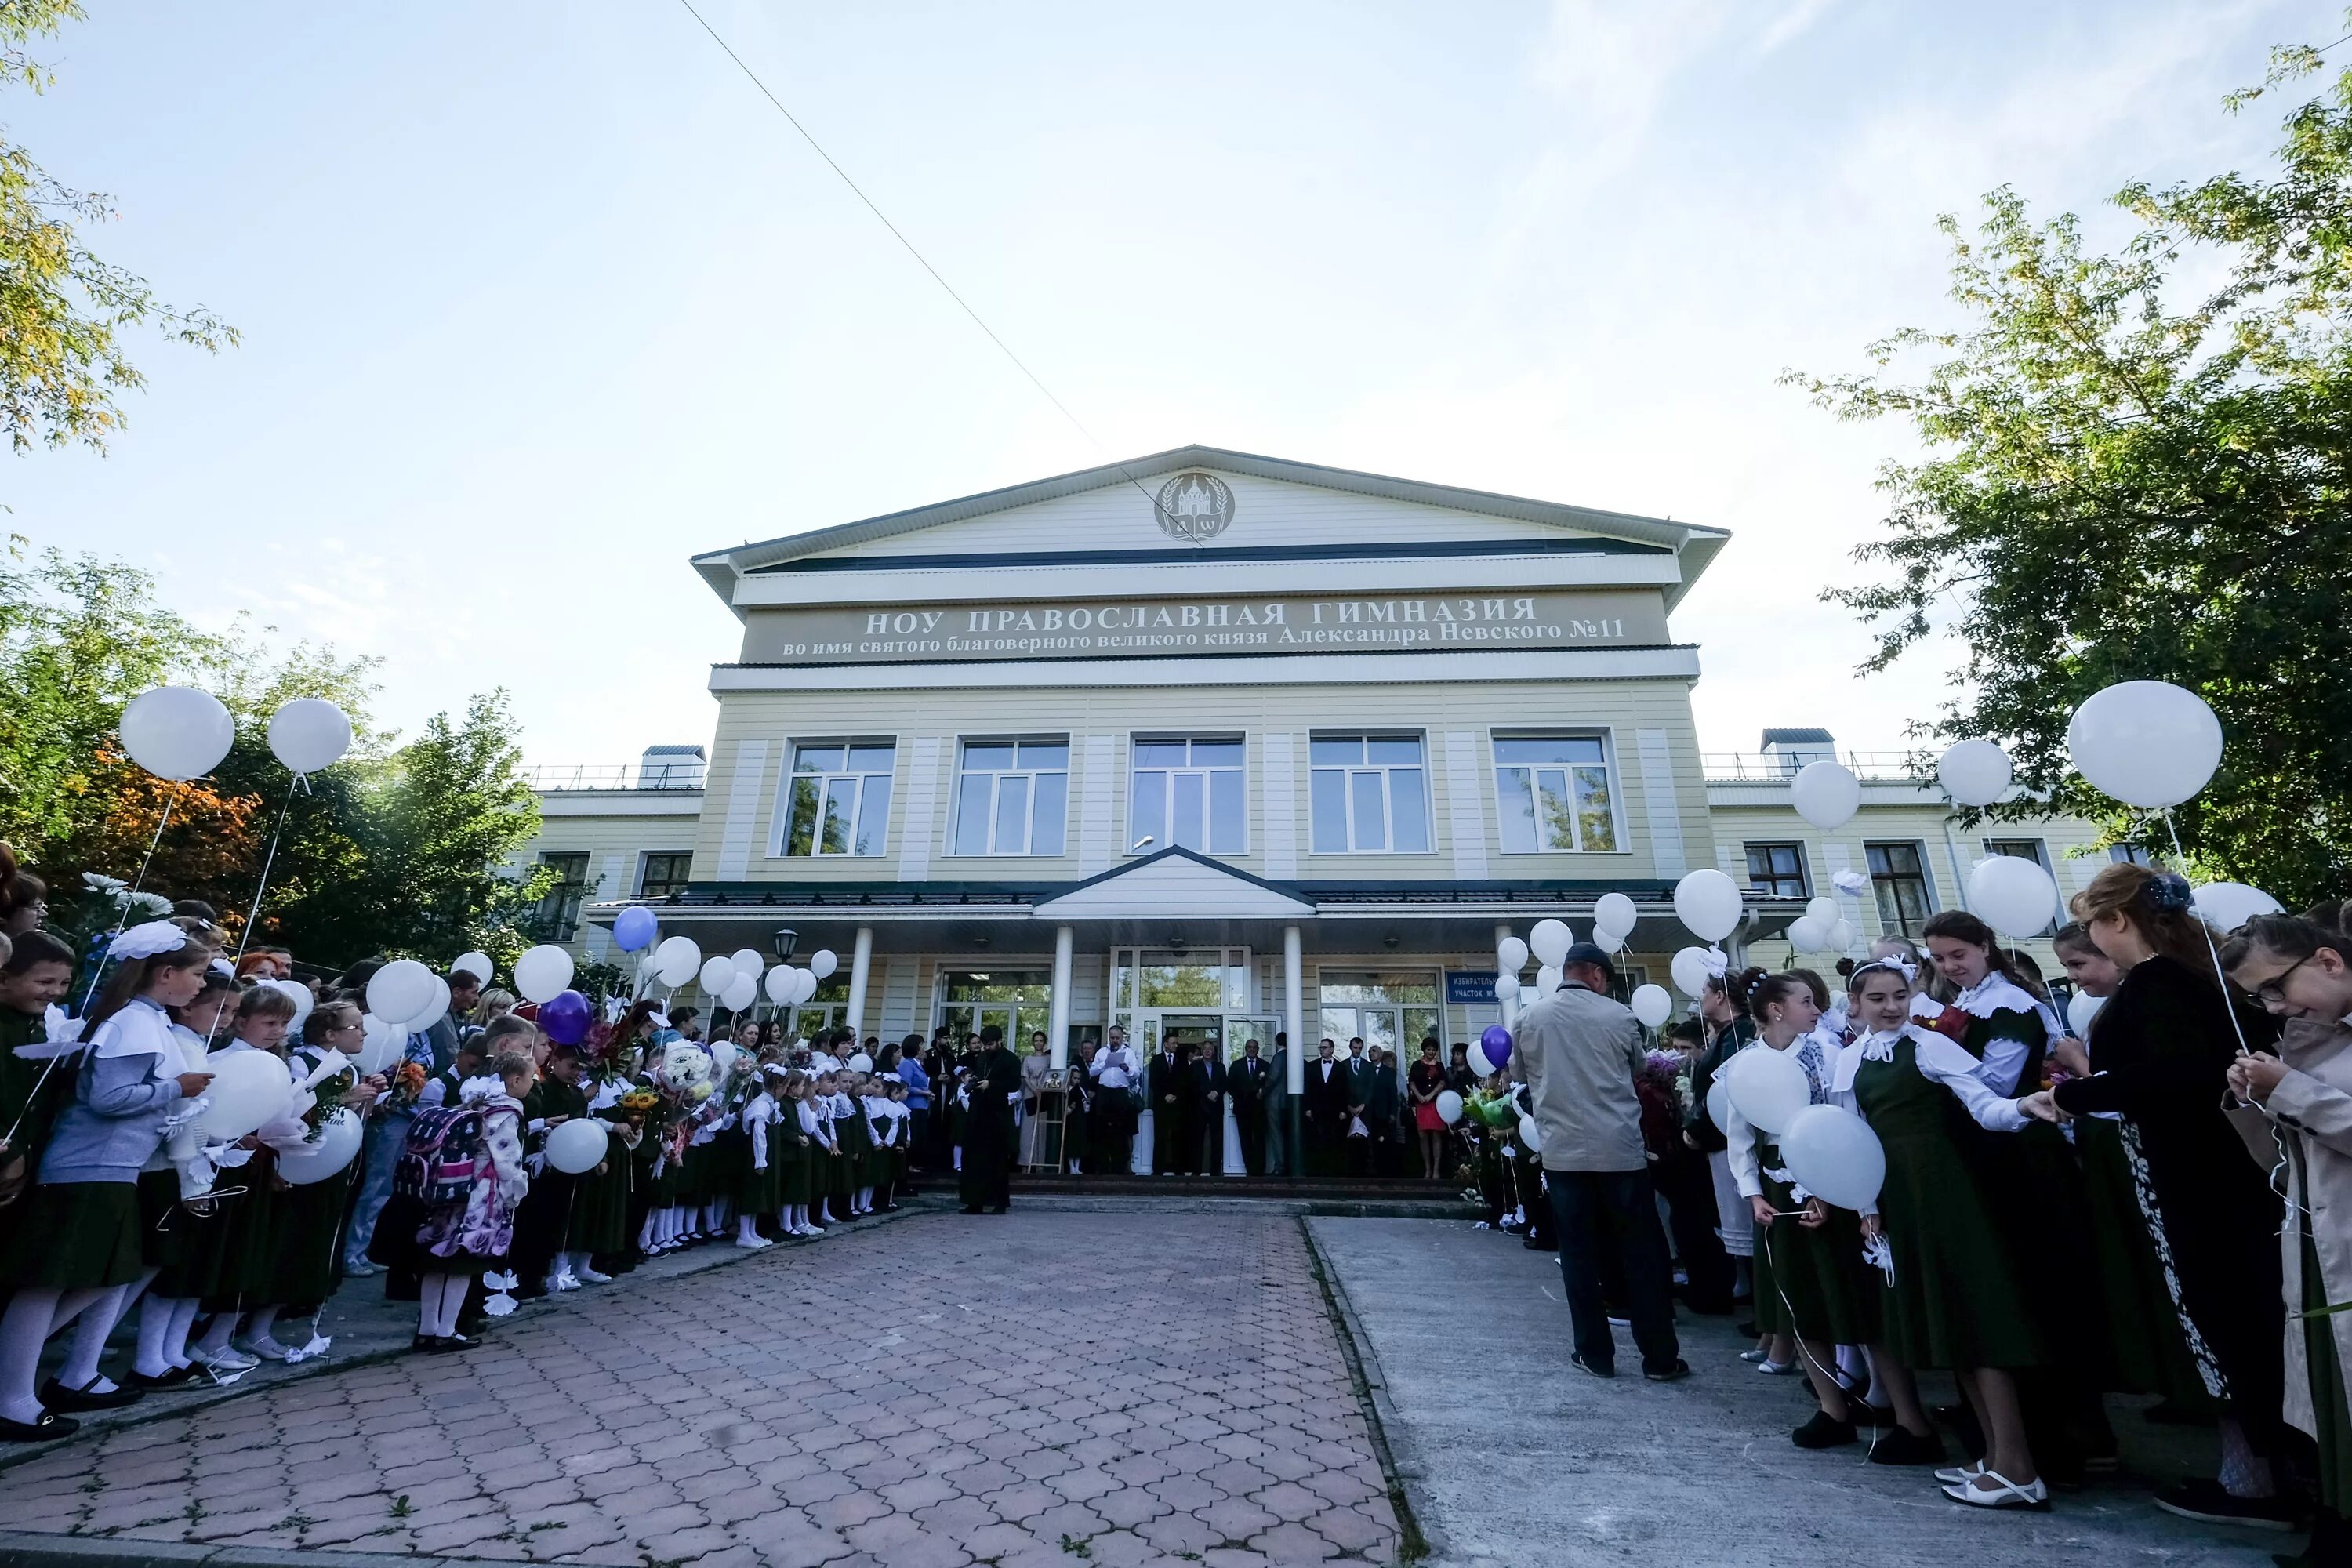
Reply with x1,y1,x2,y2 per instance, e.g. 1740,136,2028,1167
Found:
958,1025,1023,1214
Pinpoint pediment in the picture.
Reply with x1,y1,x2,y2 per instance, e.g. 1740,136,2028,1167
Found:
1032,847,1314,920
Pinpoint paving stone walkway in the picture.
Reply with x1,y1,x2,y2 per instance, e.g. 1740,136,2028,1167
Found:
1,1210,1400,1568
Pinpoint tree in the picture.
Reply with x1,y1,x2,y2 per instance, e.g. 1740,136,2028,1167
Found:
1788,23,2352,906
0,1,234,464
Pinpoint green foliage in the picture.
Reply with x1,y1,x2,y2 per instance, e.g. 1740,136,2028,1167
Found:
0,1,234,464
1788,20,2352,906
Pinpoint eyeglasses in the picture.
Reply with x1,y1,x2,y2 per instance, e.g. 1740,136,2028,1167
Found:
2245,953,2314,1007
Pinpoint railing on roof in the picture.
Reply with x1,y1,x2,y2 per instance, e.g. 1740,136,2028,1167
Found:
524,761,707,793
1701,750,1928,785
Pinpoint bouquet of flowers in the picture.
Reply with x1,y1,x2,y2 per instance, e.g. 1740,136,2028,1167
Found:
380,1059,430,1112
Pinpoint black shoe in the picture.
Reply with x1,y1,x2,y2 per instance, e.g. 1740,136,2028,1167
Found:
39,1377,144,1412
0,1410,78,1442
1643,1359,1692,1383
1570,1352,1615,1379
989,1204,1009,1214
2156,1479,2303,1532
962,1206,984,1215
421,1333,474,1355
125,1365,198,1391
1853,1403,1897,1428
1793,1410,1857,1448
1867,1425,1947,1465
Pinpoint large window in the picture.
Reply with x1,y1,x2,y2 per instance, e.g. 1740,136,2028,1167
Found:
1866,841,1933,936
1493,734,1618,852
637,851,692,899
533,851,590,940
951,738,1068,856
1309,734,1431,854
1317,970,1441,1065
779,740,894,858
1131,736,1246,855
1744,842,1810,898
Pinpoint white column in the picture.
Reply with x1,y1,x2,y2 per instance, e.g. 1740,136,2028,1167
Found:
844,927,874,1035
1283,925,1305,1095
1494,922,1516,1030
1048,924,1074,1069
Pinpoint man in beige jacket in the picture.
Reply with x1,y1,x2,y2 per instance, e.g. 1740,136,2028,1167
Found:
2223,915,2352,1560
1516,942,1686,1382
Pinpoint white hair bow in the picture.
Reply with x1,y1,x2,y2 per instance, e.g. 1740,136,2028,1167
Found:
107,920,189,961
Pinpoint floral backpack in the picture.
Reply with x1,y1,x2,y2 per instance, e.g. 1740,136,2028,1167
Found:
394,1104,499,1205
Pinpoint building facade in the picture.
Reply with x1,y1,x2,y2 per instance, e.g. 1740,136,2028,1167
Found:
513,447,2111,1103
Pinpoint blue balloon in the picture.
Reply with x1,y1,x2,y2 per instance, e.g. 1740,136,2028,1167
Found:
1480,1023,1513,1070
612,906,658,953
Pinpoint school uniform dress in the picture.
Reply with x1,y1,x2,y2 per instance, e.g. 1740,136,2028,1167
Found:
0,1005,78,1267
514,1076,589,1285
571,1076,634,1263
193,1041,298,1312
1729,1030,1878,1345
273,1046,361,1313
1693,1017,1760,1261
1834,1024,2044,1371
142,1021,227,1298
787,1101,818,1214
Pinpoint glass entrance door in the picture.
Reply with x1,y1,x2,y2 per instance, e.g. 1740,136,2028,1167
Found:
936,970,1054,1048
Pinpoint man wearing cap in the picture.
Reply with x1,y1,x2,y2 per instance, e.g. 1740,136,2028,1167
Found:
1515,941,1686,1382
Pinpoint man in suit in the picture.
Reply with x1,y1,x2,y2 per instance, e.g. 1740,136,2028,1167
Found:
1263,1033,1292,1177
1304,1037,1350,1177
1342,1037,1377,1176
1183,1044,1225,1175
1149,1036,1185,1174
1228,1037,1272,1175
1361,1044,1403,1178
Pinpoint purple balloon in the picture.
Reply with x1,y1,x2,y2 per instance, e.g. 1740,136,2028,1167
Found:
539,989,591,1046
612,906,658,953
1480,1023,1513,1069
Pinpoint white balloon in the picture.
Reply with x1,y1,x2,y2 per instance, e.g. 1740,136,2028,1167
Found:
699,956,736,994
1805,897,1838,925
1516,1114,1543,1152
1672,869,1744,943
1630,984,1672,1028
1828,918,1857,952
452,951,495,985
1705,1076,1733,1133
1669,946,1718,999
2067,681,2223,809
2067,990,2106,1035
1725,1046,1809,1134
809,949,839,980
1529,918,1573,968
1778,1103,1887,1210
1535,964,1563,997
1592,924,1625,954
267,977,314,1029
720,973,757,1012
544,1118,608,1175
514,944,575,1004
1497,936,1530,974
1435,1089,1465,1125
1494,973,1520,1004
354,1012,403,1074
847,1051,874,1075
1592,893,1639,938
653,936,702,989
266,698,354,775
365,960,434,1028
195,1050,292,1140
729,948,765,978
1790,760,1861,830
2193,881,2283,935
791,967,818,1004
1937,739,2013,807
118,685,234,782
400,974,450,1031
763,964,795,1004
1968,855,2060,940
1467,1041,1494,1077
1786,916,1828,953
278,1107,363,1185
709,1040,740,1080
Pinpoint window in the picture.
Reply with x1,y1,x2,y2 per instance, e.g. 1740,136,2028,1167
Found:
1744,842,1811,898
1984,839,2058,933
1493,735,1619,852
534,851,590,940
951,738,1068,856
1865,841,1933,936
1309,734,1431,854
637,851,692,899
1131,736,1246,855
778,741,894,858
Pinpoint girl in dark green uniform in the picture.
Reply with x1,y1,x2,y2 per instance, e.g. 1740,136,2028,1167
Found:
1833,959,2053,1509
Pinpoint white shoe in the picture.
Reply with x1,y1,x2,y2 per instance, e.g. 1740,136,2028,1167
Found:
1755,1359,1796,1376
735,1235,767,1249
577,1267,612,1284
191,1346,260,1372
1942,1470,2050,1511
235,1338,294,1363
1935,1460,1988,1486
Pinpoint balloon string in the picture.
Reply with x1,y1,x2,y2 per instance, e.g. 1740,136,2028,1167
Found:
228,779,301,971
2159,810,2251,1057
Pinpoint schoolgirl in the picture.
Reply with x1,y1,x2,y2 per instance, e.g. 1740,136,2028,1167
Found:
271,999,373,1352
810,1069,845,1225
190,984,310,1365
0,923,216,1439
832,1070,873,1220
0,931,80,1269
1833,956,2052,1506
567,1051,633,1284
735,1065,784,1248
781,1070,819,1236
514,1045,590,1295
401,1049,534,1352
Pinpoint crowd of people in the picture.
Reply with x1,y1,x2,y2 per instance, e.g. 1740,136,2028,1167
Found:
1488,860,2352,1552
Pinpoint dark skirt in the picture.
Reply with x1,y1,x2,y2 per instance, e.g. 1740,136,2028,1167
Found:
570,1131,632,1255
270,1166,352,1313
1751,1144,1879,1345
2,1180,145,1290
198,1152,285,1308
2078,1117,2212,1404
141,1167,221,1296
780,1142,811,1210
363,1190,434,1279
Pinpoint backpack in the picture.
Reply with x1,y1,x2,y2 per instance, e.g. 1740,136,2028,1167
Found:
394,1104,498,1205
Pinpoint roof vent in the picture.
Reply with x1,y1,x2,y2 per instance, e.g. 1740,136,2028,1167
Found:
1759,728,1836,778
637,745,707,790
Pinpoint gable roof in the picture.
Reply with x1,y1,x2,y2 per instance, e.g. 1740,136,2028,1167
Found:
691,444,1730,610
1030,845,1316,920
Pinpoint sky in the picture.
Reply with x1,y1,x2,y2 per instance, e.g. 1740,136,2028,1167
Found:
7,0,2331,767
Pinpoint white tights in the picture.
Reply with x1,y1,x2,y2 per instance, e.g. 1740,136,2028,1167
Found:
415,1274,474,1338
0,1287,108,1425
134,1292,198,1377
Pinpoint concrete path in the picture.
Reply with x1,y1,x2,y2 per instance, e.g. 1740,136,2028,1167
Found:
1308,1214,2283,1568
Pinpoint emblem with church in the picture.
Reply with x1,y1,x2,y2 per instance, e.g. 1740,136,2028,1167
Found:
1154,470,1235,540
